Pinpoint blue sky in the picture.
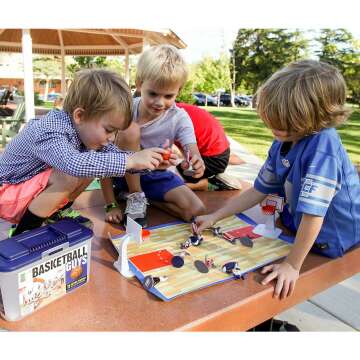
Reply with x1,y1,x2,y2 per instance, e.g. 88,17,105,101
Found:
174,27,238,63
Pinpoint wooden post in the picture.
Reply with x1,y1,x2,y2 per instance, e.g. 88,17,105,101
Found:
124,49,130,85
22,29,35,121
142,34,151,52
58,30,66,97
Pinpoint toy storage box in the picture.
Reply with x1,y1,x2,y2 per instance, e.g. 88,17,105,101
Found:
0,220,93,321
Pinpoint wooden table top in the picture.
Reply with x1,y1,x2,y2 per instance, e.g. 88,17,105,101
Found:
1,188,359,331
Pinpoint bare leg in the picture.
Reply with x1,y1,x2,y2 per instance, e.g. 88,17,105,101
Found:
185,178,209,191
152,185,205,222
28,169,92,218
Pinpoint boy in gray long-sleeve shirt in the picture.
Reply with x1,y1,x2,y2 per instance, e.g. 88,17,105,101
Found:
101,45,206,226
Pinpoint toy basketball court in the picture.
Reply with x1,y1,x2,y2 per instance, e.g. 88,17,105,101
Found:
109,214,292,301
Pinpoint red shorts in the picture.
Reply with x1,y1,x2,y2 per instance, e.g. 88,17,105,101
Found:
0,168,67,224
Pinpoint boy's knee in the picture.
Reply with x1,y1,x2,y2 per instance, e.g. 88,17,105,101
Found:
182,201,206,222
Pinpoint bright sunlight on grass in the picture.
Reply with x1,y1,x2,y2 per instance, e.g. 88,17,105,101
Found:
209,107,360,166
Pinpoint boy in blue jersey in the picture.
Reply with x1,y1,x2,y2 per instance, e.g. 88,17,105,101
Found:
195,60,360,299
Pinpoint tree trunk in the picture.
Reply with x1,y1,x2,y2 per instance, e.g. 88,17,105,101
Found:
44,79,49,102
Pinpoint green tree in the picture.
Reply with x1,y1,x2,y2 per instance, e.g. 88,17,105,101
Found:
232,29,308,94
176,79,195,104
67,56,136,86
192,54,232,94
67,56,107,74
33,56,62,101
316,29,360,106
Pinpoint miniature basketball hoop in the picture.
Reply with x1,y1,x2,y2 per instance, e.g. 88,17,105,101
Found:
111,218,144,278
253,195,283,239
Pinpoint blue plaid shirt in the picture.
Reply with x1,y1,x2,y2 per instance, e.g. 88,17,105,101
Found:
0,110,128,184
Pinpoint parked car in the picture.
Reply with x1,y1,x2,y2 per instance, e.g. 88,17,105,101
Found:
193,92,217,106
39,93,62,101
236,95,251,107
218,93,250,107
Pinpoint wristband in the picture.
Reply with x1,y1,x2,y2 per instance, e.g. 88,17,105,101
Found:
104,202,119,213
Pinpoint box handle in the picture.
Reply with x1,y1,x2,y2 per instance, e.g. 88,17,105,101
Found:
28,233,67,254
41,242,69,258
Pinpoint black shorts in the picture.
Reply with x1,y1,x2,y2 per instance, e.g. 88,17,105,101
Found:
177,147,230,183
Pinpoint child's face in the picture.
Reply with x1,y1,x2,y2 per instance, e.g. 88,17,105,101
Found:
271,129,302,143
73,108,127,150
138,80,181,119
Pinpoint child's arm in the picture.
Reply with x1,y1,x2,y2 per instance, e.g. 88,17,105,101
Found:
100,178,123,224
182,143,205,178
196,187,267,232
261,213,324,299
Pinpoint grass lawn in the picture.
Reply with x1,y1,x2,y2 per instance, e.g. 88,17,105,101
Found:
208,106,360,165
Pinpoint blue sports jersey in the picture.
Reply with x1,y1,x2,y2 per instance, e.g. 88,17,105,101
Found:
254,128,360,258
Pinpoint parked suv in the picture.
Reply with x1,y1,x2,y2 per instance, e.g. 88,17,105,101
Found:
219,93,250,107
193,92,217,106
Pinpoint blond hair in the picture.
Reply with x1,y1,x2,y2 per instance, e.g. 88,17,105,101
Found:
63,69,132,126
136,45,188,88
256,60,351,136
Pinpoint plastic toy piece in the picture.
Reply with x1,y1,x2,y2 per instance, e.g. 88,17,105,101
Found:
190,216,198,235
221,261,244,279
112,233,134,278
161,139,172,160
171,250,190,268
189,234,203,246
194,260,209,273
141,229,151,242
172,256,185,268
222,233,237,245
183,149,196,177
127,217,143,245
111,218,144,278
239,236,254,248
209,226,223,238
253,203,282,239
162,149,172,161
180,238,192,249
205,255,216,269
143,275,168,290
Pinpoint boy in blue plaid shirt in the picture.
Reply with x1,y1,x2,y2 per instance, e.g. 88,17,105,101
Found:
0,69,172,236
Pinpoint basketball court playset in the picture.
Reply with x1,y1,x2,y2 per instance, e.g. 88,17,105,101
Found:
109,196,292,301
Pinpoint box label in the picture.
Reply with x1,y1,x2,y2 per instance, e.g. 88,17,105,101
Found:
18,244,88,317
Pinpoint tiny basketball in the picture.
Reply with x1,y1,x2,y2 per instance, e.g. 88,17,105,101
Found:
162,149,172,161
70,266,83,280
142,229,151,242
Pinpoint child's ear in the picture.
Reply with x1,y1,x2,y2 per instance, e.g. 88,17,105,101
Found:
72,107,84,124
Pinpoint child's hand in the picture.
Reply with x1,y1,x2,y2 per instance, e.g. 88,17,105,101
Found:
261,261,299,299
194,214,217,233
105,207,123,224
157,152,178,170
127,147,165,171
181,154,205,178
191,154,205,178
